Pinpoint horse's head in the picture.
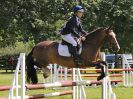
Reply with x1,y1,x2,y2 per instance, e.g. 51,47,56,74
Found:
105,27,120,52
84,27,120,52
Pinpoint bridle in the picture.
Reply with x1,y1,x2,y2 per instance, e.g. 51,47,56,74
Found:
106,30,119,52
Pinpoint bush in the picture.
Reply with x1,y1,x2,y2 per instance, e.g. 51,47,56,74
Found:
0,41,34,57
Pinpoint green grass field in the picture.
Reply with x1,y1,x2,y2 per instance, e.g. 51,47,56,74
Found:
0,70,133,99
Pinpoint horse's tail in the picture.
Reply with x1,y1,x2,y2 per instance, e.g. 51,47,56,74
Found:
26,47,38,84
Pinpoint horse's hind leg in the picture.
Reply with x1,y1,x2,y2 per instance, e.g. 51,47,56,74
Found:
42,67,50,79
35,61,50,79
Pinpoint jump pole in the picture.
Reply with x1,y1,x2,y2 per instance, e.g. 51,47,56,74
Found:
122,54,133,86
72,68,87,99
1,53,117,99
58,74,123,78
27,90,73,99
7,53,26,99
1,90,73,99
72,68,76,99
21,53,25,99
0,80,123,91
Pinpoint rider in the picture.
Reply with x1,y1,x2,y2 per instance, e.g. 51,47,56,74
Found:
61,5,87,66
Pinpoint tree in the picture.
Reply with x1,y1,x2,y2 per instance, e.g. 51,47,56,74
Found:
0,0,71,46
83,0,133,53
0,0,133,54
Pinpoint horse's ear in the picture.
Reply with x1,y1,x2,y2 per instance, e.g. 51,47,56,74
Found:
107,25,113,30
106,25,113,33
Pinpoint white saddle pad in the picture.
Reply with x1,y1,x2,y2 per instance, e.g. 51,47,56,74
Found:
58,43,82,57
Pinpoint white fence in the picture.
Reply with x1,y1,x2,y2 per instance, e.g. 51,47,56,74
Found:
122,54,133,86
0,53,116,99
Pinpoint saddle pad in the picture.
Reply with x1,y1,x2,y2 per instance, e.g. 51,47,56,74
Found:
58,43,82,57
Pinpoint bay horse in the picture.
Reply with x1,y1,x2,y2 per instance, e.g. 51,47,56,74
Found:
26,27,120,84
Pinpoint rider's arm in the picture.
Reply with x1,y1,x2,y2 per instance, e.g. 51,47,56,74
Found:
78,24,87,35
66,17,80,38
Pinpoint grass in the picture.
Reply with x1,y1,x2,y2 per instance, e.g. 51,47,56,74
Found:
0,70,133,99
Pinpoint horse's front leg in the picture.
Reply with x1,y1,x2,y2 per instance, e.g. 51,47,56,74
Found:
92,61,108,81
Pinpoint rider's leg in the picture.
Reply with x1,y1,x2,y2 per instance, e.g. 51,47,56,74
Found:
69,45,82,65
61,34,82,65
61,34,77,46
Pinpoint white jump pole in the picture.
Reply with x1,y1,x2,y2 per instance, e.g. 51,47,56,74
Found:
49,64,53,82
77,68,86,99
7,53,25,99
8,57,21,99
101,52,108,99
72,68,76,99
122,54,133,87
15,58,20,99
21,53,26,99
64,67,68,81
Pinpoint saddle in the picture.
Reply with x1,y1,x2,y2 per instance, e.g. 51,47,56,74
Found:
58,40,82,57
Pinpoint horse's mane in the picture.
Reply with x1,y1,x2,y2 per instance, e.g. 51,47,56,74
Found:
84,27,106,43
86,27,106,37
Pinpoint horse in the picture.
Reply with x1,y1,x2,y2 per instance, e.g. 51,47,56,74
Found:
26,26,120,84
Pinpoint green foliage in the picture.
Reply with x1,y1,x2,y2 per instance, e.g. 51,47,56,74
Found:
0,0,133,53
0,0,76,46
83,0,133,53
0,41,34,56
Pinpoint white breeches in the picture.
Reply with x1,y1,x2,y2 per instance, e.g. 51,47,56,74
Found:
61,34,77,46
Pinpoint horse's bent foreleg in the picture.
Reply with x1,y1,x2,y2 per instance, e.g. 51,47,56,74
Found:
97,65,106,81
92,61,108,81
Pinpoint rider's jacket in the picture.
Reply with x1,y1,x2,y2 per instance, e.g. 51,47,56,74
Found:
61,15,86,38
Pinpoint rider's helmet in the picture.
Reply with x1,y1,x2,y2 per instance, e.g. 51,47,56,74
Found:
73,5,84,13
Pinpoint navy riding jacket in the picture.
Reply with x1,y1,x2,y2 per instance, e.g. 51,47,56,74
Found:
61,15,87,38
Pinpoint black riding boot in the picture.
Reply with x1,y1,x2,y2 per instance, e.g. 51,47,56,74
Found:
71,46,82,66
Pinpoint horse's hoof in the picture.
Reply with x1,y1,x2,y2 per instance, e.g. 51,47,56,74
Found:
97,74,106,81
97,76,102,81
